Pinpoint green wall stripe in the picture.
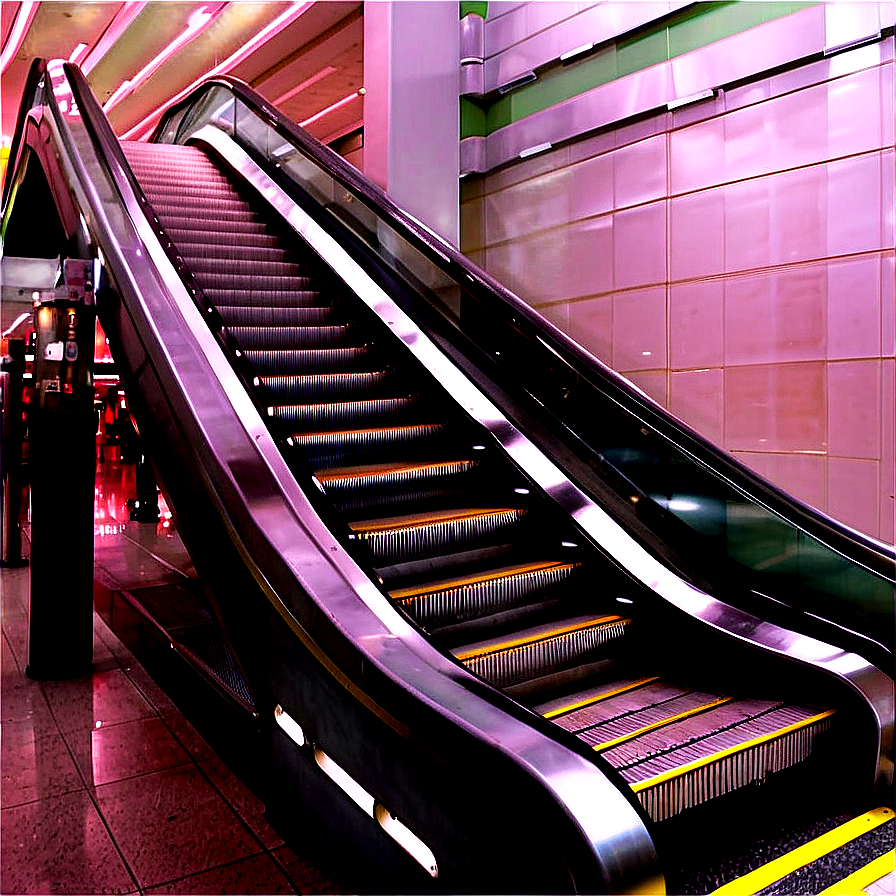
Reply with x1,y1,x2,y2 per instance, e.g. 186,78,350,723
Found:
460,1,818,139
460,2,488,20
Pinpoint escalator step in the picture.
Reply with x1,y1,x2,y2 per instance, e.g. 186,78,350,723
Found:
217,305,337,328
451,613,628,689
149,204,264,225
184,257,305,277
535,676,661,719
206,289,326,308
154,216,271,236
176,243,295,264
290,423,446,465
246,347,375,375
392,562,581,632
261,371,390,403
144,193,254,213
619,705,836,822
318,459,477,495
270,396,416,430
228,325,354,350
190,272,317,291
165,228,282,248
350,507,526,564
578,690,734,751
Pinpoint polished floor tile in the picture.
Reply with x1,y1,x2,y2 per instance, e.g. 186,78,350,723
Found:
42,668,157,733
145,852,297,895
162,712,216,762
64,716,192,788
199,756,283,849
270,844,346,895
94,764,261,889
1,675,57,727
1,721,84,808
0,790,137,894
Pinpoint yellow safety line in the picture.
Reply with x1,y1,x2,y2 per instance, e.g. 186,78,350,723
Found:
453,615,627,661
591,696,733,752
389,561,577,600
319,460,472,483
820,849,895,895
542,677,659,720
631,708,836,793
712,809,893,894
351,507,517,535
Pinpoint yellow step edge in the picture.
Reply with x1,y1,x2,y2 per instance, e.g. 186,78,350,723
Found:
712,810,893,895
591,696,733,752
454,615,627,662
350,507,519,536
389,561,578,601
631,708,837,794
318,460,474,483
820,849,895,895
542,677,660,720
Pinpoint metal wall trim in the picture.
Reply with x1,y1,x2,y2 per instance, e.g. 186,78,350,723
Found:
461,4,892,175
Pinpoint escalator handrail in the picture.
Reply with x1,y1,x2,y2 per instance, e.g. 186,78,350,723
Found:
148,75,895,584
2,57,48,212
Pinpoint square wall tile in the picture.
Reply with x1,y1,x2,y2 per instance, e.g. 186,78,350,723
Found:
670,369,724,445
622,370,667,407
763,453,827,511
565,217,615,298
827,360,881,459
827,153,882,257
613,135,667,209
770,165,826,266
566,295,613,365
724,362,826,452
826,66,885,159
534,302,569,333
827,255,881,359
725,267,826,366
828,457,879,539
569,152,614,222
724,178,771,273
460,200,484,253
882,252,894,357
670,279,724,370
670,189,725,280
723,100,775,185
669,116,725,194
612,287,667,371
484,168,572,244
614,202,666,289
883,149,895,249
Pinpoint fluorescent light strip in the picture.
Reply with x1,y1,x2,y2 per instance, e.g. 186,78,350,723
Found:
274,704,306,746
123,2,315,140
0,1,39,75
68,43,89,65
273,66,336,106
2,312,31,338
103,3,227,114
560,42,595,63
299,90,363,128
81,2,146,74
519,141,552,159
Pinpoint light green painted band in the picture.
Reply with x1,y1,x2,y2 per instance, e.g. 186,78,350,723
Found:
461,1,819,139
460,2,487,20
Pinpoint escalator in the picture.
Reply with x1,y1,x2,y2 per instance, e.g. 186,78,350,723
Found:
3,59,894,894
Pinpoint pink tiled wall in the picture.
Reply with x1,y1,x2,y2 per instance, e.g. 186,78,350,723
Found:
461,51,895,542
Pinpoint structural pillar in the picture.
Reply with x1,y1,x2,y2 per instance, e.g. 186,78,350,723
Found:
27,261,96,680
363,1,460,247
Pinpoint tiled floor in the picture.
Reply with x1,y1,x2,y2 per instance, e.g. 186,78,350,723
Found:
1,462,345,895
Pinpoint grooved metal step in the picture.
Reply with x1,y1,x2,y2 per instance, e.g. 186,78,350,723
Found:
350,507,526,563
451,613,629,689
261,371,390,403
271,396,417,430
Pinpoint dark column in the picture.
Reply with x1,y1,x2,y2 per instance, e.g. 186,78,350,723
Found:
2,338,29,567
27,262,96,680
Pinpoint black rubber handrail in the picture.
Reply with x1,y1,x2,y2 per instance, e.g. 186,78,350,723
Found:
148,75,895,583
2,57,48,211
